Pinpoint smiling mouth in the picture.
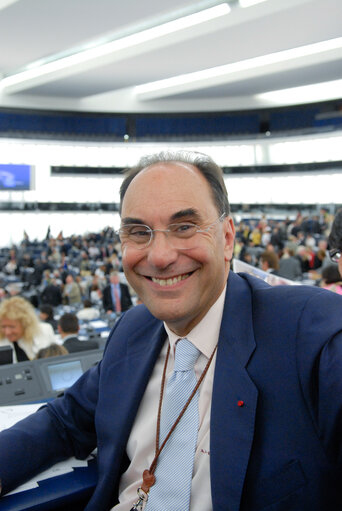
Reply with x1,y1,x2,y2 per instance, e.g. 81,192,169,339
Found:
148,272,193,287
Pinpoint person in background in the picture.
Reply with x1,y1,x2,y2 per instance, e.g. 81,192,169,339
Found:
62,273,82,305
328,208,342,278
0,296,54,362
259,250,280,274
89,283,103,306
36,343,69,359
102,271,132,314
0,288,8,302
39,304,58,331
277,246,302,281
58,312,99,353
320,264,342,295
76,299,100,321
40,277,62,307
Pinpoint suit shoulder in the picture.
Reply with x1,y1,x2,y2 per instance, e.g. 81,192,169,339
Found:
238,271,342,309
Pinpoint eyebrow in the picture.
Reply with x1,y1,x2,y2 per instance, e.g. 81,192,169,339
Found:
121,208,202,226
121,217,145,225
169,208,202,223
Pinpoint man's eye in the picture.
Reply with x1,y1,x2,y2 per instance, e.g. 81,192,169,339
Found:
171,224,196,235
177,224,193,231
129,228,150,237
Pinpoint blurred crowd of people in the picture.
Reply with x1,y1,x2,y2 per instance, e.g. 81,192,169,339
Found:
0,226,134,362
234,208,342,289
0,226,133,308
0,209,341,363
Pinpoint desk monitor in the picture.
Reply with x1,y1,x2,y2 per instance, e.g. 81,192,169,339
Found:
0,346,12,365
47,359,83,392
0,348,104,405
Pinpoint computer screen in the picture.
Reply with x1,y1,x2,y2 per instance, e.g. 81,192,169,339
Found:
0,346,13,365
0,164,32,190
47,360,83,391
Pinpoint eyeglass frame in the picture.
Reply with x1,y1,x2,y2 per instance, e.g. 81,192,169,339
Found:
117,212,227,250
329,248,342,263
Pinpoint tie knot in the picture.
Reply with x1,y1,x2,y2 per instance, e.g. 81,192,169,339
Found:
174,338,200,372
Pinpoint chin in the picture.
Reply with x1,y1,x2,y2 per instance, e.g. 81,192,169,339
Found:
147,301,193,329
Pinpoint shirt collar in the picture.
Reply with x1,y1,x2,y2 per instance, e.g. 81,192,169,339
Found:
164,284,226,359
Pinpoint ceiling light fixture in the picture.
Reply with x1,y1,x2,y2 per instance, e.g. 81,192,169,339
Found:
0,3,231,94
255,79,342,106
239,0,269,7
135,36,342,100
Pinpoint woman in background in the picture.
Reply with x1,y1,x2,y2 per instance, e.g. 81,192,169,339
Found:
320,264,342,295
39,304,58,331
36,343,68,359
0,296,55,362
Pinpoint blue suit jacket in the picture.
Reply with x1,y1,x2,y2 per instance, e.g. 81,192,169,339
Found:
1,271,342,510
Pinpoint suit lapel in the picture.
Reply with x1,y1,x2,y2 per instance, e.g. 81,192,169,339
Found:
106,318,166,439
210,271,258,511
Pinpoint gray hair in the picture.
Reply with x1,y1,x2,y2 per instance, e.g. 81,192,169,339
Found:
119,150,230,216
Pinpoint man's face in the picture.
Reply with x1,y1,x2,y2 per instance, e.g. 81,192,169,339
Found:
260,259,268,272
0,318,24,342
110,274,120,285
120,162,235,336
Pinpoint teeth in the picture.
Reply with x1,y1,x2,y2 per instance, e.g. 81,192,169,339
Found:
152,274,189,286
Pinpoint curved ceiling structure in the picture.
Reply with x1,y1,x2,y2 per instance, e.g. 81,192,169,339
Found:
0,0,341,114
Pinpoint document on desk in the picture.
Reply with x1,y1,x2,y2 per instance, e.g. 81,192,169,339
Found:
0,403,94,496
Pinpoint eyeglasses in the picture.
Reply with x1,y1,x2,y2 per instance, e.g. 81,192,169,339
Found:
118,213,226,250
329,248,342,263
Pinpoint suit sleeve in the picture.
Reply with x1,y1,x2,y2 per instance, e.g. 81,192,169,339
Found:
0,359,100,495
297,289,342,468
102,286,112,311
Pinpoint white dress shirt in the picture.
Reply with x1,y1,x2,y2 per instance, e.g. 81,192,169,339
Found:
113,285,226,511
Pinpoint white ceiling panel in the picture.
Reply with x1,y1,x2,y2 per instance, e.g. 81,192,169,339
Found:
0,0,340,112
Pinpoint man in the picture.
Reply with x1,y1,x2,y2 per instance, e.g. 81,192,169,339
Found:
58,312,99,353
1,151,342,511
62,273,82,305
259,250,280,275
76,299,101,321
277,246,303,281
328,208,342,277
102,271,132,313
40,277,63,307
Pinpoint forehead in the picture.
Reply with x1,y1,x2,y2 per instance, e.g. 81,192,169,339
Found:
122,162,216,220
0,317,21,326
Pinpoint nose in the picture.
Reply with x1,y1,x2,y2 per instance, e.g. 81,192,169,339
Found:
146,230,179,268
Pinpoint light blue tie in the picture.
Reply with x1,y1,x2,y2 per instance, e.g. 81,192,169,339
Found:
146,338,201,511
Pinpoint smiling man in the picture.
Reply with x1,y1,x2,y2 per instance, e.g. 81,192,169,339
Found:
119,158,234,336
1,151,342,511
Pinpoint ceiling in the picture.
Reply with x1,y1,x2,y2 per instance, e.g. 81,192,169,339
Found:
0,0,341,114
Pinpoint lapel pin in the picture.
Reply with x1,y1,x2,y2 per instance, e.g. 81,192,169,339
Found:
237,400,244,407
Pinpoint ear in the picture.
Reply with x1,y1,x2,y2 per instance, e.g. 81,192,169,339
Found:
223,216,235,263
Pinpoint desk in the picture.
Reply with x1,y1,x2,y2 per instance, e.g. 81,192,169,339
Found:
0,350,104,406
0,458,97,511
